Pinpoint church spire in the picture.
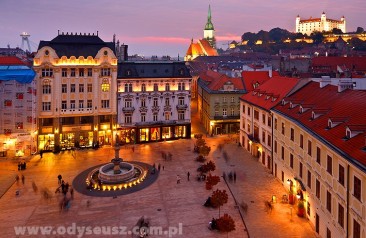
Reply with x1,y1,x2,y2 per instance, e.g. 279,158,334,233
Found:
205,5,214,30
204,5,216,48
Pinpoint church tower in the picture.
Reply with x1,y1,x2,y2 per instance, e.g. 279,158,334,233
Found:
204,5,216,48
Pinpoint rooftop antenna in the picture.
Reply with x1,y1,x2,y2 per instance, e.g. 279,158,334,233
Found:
20,32,31,52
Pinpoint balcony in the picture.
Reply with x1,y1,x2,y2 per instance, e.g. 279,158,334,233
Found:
213,115,240,120
122,107,135,113
176,104,188,110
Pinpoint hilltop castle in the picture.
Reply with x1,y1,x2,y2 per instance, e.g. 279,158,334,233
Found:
296,12,346,35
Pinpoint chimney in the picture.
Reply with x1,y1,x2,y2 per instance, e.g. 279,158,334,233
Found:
319,76,331,88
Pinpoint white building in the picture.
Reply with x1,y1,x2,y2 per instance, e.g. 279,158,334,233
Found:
33,32,118,151
117,62,192,144
296,12,346,36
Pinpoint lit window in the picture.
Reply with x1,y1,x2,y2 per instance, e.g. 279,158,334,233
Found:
101,79,110,92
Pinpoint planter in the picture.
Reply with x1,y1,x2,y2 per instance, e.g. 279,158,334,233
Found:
297,207,305,217
288,194,294,205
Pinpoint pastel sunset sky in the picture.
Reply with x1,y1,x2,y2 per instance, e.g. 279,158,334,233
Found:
1,0,365,56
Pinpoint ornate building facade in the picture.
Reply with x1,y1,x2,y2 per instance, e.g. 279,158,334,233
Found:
117,62,192,144
33,32,118,151
296,12,346,36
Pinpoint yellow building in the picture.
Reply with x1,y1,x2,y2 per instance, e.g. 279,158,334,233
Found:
33,32,118,151
272,81,366,238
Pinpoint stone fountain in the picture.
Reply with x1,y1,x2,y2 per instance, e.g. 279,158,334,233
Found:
86,135,148,191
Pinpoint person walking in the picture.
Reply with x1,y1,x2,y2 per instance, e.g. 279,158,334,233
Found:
233,171,237,183
158,163,161,171
58,174,62,185
176,175,181,184
15,175,19,185
21,175,25,185
187,172,190,181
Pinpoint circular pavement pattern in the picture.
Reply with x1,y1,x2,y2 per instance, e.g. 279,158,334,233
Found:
72,161,158,197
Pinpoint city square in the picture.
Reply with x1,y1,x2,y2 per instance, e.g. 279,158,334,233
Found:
0,103,316,238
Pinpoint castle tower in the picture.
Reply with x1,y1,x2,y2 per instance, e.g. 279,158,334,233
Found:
295,15,301,33
204,5,216,48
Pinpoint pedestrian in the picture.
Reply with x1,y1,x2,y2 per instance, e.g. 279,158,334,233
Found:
233,171,237,183
57,174,62,185
163,165,165,171
132,146,135,152
176,175,181,184
158,163,161,171
70,186,74,199
32,181,38,193
40,149,43,158
15,174,19,184
18,162,21,171
187,171,190,181
21,175,25,185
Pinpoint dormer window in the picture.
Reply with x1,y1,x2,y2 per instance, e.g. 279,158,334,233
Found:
328,119,332,129
345,125,366,139
346,129,351,139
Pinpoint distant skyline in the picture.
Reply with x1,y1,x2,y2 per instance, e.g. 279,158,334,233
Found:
1,0,365,57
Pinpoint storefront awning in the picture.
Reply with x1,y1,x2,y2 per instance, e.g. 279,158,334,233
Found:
294,177,306,191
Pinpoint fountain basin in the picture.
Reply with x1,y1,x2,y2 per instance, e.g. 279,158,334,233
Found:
98,162,135,184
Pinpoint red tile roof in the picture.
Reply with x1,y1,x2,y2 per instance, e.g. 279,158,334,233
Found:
0,56,25,65
312,56,366,72
240,76,302,110
273,81,366,167
199,70,244,91
185,39,218,58
241,71,273,91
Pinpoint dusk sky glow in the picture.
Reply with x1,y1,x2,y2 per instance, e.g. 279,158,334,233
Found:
1,0,365,56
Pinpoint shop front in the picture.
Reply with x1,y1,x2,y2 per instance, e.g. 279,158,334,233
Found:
118,124,191,144
1,133,36,157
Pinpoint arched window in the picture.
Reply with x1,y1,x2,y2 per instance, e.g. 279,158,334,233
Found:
101,79,110,92
42,79,51,94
